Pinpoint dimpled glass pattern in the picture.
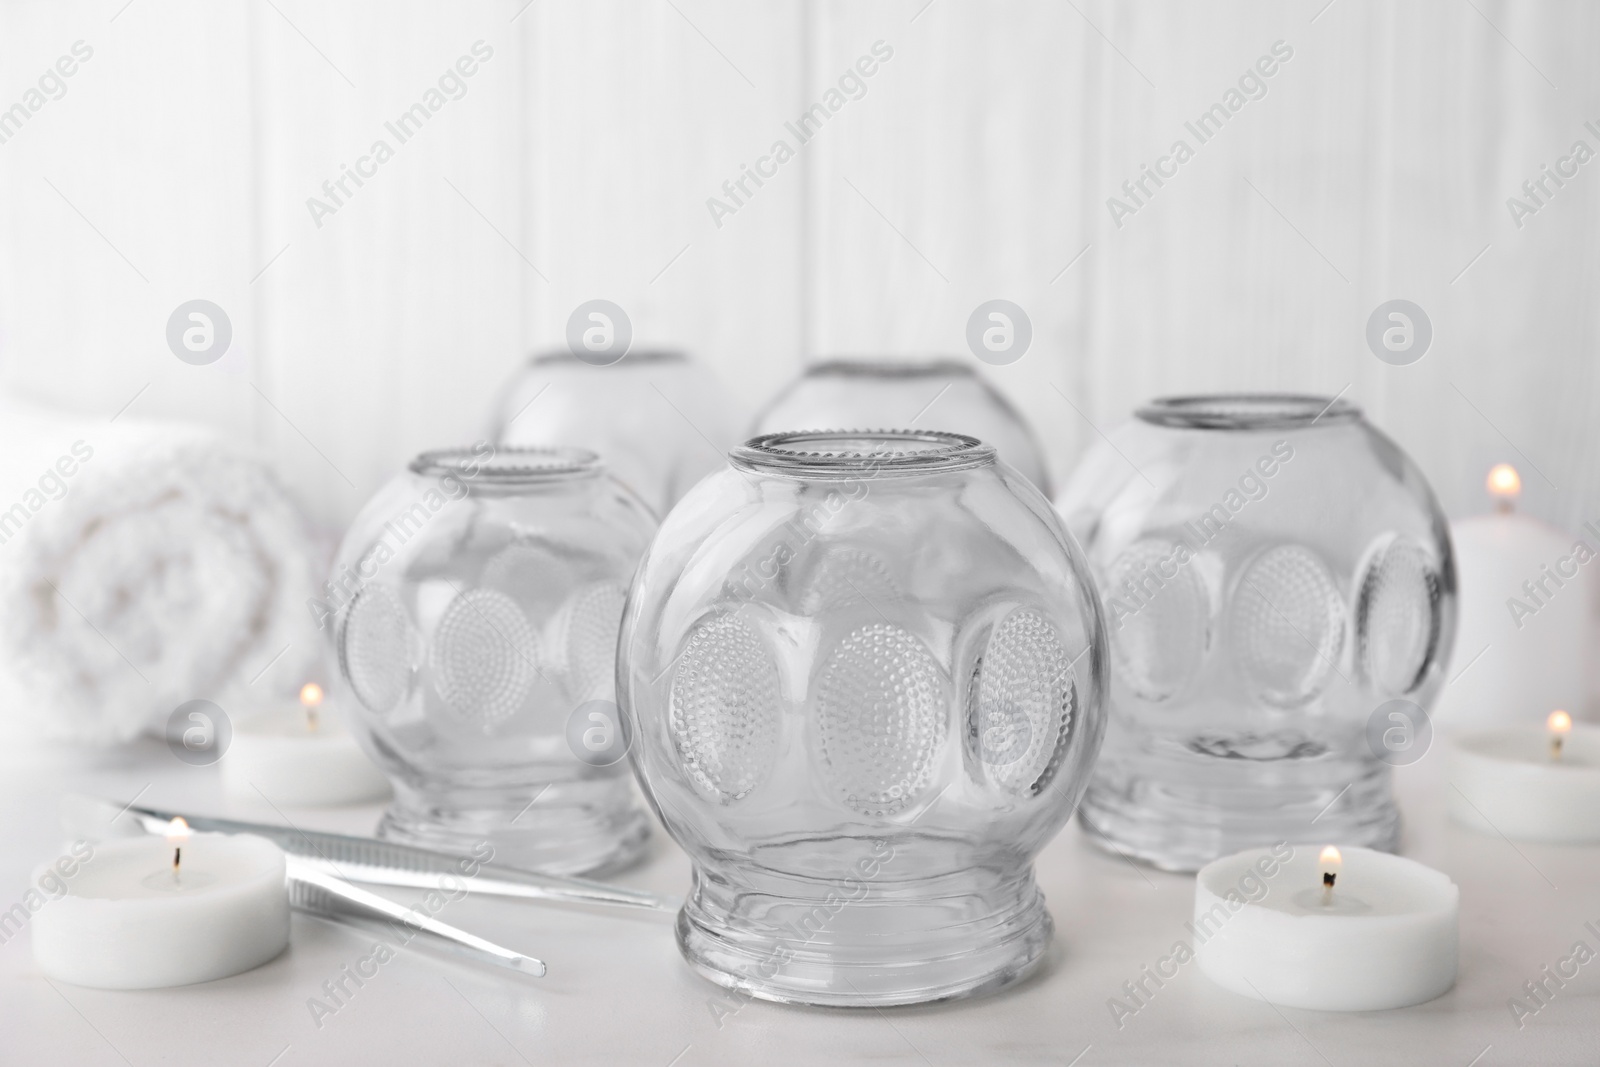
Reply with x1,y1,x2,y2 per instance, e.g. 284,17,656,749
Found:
331,446,657,875
341,585,411,714
670,613,783,804
1231,545,1346,707
1358,537,1441,695
970,609,1075,798
558,582,629,703
1057,395,1457,872
430,588,539,726
620,430,1107,1006
799,547,900,615
816,623,944,817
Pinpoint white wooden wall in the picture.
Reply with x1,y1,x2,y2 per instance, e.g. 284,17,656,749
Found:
1,0,1597,533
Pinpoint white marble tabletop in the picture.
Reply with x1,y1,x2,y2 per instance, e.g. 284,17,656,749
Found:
0,737,1595,1067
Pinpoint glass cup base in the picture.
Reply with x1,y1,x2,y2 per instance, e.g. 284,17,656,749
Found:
377,781,650,877
676,862,1053,1007
1077,753,1400,872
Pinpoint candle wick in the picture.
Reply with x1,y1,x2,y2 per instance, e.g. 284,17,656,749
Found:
173,846,181,874
307,705,319,732
1494,497,1514,515
1322,870,1335,904
1552,735,1563,761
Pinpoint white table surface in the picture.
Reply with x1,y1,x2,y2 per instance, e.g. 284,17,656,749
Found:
1,737,1596,1067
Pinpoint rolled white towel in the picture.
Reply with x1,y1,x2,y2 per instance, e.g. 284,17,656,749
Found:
0,400,322,745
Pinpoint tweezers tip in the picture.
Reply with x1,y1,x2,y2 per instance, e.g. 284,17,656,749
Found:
516,956,549,978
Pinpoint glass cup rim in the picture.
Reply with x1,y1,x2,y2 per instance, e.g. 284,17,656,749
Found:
731,429,996,477
1136,393,1361,430
528,348,686,367
409,445,603,483
805,357,973,379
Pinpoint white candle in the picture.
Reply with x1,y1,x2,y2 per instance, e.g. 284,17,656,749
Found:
1434,464,1592,731
221,684,390,808
1194,845,1458,1011
33,822,289,989
1448,712,1600,842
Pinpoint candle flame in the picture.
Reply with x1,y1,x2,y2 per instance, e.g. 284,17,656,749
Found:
1549,709,1573,761
1319,844,1341,898
300,682,324,709
1487,464,1522,503
166,816,190,874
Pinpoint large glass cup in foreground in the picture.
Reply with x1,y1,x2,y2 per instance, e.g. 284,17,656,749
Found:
1057,396,1457,871
330,447,657,875
619,430,1107,1006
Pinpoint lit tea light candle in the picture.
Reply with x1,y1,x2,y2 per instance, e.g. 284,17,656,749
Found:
221,683,389,808
1194,845,1458,1011
1435,464,1592,731
32,823,289,989
1447,710,1600,842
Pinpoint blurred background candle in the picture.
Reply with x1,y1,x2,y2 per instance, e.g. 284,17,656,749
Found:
1549,708,1573,758
32,821,289,989
1447,710,1600,843
1195,845,1458,1011
1433,464,1593,731
221,683,389,808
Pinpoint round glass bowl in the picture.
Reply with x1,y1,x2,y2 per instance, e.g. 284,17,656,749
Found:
1057,395,1457,871
489,350,734,517
329,446,657,875
619,430,1107,1006
752,359,1052,493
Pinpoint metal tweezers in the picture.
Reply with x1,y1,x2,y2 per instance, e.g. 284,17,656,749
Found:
116,802,680,977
